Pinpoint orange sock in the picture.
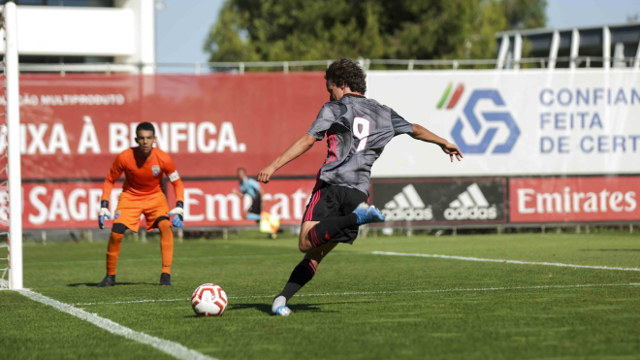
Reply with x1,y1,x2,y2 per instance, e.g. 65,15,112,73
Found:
158,220,173,274
106,232,124,275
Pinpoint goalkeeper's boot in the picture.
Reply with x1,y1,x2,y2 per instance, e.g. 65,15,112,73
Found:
353,202,385,225
97,274,116,287
160,273,172,286
271,295,291,316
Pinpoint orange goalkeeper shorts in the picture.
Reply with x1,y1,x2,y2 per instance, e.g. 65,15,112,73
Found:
113,191,170,232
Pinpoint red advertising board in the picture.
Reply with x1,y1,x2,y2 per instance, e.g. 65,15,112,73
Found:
10,179,315,229
509,177,640,222
10,181,123,229
167,179,316,228
1,73,328,180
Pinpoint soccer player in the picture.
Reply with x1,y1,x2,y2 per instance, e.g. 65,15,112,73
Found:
257,58,462,315
231,167,263,222
97,122,185,287
232,167,280,238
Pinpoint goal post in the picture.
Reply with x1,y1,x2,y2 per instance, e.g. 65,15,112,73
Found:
1,1,22,290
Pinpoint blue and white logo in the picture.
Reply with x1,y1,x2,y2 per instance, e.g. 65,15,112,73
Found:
444,88,520,154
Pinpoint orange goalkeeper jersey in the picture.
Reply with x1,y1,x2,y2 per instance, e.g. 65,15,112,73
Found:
101,147,184,202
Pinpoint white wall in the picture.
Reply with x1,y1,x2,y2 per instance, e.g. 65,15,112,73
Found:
0,1,155,73
11,6,135,56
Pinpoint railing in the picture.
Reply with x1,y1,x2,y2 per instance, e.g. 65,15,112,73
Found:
3,56,640,74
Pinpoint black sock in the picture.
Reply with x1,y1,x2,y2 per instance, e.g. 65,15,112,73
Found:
308,213,358,247
278,259,317,301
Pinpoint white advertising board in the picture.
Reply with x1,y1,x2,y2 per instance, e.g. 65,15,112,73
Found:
367,70,640,177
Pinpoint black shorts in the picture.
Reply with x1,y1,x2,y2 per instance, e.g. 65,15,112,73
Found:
248,193,262,215
302,182,368,244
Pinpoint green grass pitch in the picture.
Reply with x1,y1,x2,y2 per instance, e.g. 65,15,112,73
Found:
1,230,639,359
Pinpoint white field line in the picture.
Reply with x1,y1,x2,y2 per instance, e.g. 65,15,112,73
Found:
71,282,640,307
372,251,640,272
18,289,216,360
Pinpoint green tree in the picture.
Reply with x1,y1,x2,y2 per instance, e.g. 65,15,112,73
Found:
503,0,547,29
203,0,546,64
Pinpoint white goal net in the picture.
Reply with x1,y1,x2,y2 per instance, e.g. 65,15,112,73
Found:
0,1,22,290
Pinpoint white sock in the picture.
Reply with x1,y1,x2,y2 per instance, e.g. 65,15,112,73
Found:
271,295,286,313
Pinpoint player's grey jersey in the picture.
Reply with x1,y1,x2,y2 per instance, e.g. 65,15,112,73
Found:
307,94,413,195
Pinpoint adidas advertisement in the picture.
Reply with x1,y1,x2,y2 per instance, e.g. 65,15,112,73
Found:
371,179,506,224
444,182,498,220
378,183,434,221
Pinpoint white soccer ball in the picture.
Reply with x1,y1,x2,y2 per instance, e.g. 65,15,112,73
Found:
191,283,228,317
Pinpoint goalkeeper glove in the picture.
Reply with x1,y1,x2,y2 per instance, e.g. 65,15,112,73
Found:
169,201,184,228
98,200,111,229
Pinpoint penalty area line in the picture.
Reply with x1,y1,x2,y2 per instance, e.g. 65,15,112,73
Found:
372,251,640,272
72,282,640,306
18,289,216,360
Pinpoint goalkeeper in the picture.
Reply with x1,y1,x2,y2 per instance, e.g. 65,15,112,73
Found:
97,122,185,287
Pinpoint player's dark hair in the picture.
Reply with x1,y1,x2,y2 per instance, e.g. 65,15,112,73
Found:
136,122,155,137
325,58,366,95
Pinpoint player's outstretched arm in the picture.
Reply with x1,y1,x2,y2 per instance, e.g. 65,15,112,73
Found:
168,175,185,228
410,123,463,162
258,134,316,183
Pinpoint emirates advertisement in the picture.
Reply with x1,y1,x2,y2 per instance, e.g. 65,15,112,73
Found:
509,176,640,222
166,180,316,228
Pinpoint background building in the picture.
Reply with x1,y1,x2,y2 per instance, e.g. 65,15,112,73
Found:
496,23,640,69
0,0,155,73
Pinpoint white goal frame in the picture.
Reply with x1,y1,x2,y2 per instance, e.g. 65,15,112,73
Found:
1,1,22,290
